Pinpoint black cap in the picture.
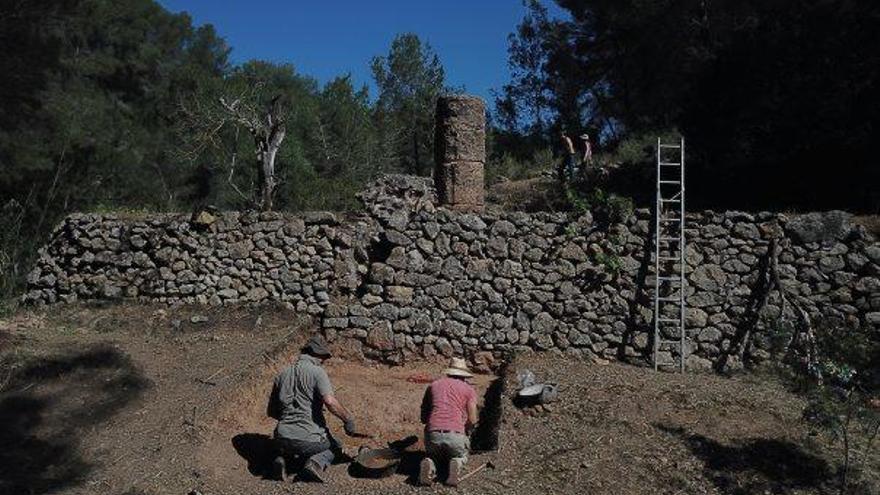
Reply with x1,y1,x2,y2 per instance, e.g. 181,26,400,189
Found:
303,335,332,358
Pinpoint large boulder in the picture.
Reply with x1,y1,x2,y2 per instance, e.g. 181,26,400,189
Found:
785,211,853,244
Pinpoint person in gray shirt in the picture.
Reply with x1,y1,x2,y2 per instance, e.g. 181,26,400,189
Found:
267,335,357,482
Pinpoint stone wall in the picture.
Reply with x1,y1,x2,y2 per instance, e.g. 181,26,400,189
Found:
23,181,880,370
22,211,358,315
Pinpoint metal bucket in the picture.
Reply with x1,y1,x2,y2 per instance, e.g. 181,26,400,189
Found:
515,383,559,407
352,447,401,478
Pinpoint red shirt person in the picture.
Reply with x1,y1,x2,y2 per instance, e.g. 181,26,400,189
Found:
418,357,479,487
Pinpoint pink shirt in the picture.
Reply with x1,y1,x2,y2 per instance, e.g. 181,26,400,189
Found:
424,377,477,433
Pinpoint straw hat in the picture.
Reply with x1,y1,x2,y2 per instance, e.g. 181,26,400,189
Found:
443,357,474,378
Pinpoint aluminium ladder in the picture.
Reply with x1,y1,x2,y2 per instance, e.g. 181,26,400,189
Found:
653,137,687,372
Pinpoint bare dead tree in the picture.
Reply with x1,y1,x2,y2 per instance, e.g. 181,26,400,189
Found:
218,93,286,211
177,82,288,211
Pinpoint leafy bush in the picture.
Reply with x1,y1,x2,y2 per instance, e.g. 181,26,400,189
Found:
593,251,623,277
565,184,633,225
777,321,880,494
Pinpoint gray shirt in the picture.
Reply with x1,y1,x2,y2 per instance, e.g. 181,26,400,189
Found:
267,354,334,443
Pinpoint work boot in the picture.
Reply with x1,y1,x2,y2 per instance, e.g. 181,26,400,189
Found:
418,457,436,486
446,458,464,486
299,459,326,483
272,455,287,482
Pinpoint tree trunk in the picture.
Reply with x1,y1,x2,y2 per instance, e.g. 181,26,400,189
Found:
261,147,277,211
257,125,284,211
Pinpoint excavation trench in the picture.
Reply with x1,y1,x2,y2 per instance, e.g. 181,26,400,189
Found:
200,339,506,485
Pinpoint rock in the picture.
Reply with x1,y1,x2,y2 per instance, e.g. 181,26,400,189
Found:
732,223,760,240
102,284,122,299
489,220,516,237
471,351,496,373
855,277,880,293
192,210,217,229
690,265,727,291
686,308,709,327
323,318,349,329
486,237,508,258
372,303,400,321
228,239,254,259
440,258,465,280
686,355,713,371
458,214,487,231
367,321,395,350
434,337,454,357
532,312,556,334
190,314,209,324
245,287,269,302
698,327,722,343
386,286,414,304
369,263,395,285
560,242,588,262
302,211,338,225
819,256,846,273
356,174,437,222
217,288,238,299
785,211,853,243
865,245,880,264
362,294,383,306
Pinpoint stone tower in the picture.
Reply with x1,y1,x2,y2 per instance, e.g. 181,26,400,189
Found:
434,95,485,212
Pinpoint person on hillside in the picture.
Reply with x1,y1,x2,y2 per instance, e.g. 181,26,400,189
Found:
266,335,357,482
559,131,577,183
580,133,593,168
418,357,479,487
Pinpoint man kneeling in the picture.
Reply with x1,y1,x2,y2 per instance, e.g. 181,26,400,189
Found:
266,336,357,482
419,357,478,487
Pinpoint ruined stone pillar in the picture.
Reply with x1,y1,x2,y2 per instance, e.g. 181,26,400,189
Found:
434,95,485,212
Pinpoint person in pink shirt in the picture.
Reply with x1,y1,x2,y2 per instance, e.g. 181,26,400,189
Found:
418,357,479,487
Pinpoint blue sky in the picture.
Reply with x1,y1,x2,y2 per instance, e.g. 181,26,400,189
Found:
157,1,563,104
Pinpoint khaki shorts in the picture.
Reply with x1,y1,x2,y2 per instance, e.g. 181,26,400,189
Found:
425,430,470,465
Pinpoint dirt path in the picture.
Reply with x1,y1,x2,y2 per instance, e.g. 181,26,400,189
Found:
1,304,876,495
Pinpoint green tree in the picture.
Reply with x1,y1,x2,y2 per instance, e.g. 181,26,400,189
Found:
0,0,229,302
495,1,554,139
499,0,880,211
371,33,447,176
312,75,377,178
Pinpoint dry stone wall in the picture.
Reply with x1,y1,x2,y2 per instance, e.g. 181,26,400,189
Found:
22,211,358,315
23,181,880,371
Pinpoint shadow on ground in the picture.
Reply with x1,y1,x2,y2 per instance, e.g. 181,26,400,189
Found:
656,423,832,494
0,345,150,494
232,433,277,479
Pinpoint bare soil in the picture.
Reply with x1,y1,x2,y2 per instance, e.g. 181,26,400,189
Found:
0,304,876,495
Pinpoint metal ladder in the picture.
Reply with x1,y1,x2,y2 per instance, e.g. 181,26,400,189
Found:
653,137,687,372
